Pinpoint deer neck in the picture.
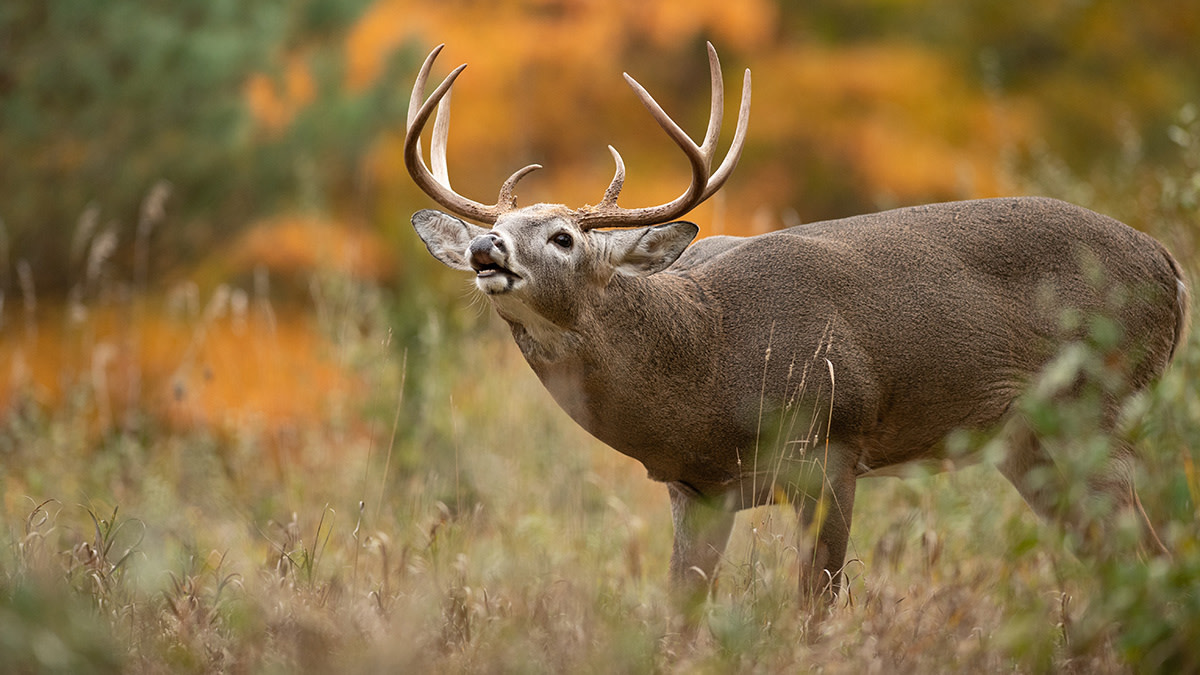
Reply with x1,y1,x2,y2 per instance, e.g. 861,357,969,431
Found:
493,272,717,447
497,272,710,364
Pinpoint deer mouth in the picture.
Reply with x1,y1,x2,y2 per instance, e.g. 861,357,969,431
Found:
475,262,515,279
473,261,521,294
467,237,521,293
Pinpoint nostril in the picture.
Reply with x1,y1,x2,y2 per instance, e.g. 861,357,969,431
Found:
488,232,506,253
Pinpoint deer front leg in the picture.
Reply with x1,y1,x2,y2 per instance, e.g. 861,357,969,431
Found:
667,483,735,624
793,454,857,608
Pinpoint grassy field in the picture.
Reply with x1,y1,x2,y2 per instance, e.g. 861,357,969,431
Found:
4,150,1200,672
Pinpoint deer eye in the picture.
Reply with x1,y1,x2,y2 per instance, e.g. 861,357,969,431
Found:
551,232,574,249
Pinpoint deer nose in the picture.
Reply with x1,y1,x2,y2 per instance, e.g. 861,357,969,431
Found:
467,232,507,270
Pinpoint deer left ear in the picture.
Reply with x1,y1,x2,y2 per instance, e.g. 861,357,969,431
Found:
609,221,699,277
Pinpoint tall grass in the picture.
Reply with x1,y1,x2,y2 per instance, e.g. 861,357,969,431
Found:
3,111,1200,672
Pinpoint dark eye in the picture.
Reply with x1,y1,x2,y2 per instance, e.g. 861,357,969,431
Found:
551,232,573,249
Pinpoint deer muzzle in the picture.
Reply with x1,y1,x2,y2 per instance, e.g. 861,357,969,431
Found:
468,232,507,271
468,232,520,293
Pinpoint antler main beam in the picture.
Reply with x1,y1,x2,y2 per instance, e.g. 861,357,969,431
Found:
578,42,752,230
405,45,541,224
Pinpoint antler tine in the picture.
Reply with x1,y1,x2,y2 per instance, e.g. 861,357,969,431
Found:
578,44,751,230
406,44,443,130
497,163,544,209
701,67,751,202
699,42,725,160
596,146,627,208
430,87,452,187
405,45,539,223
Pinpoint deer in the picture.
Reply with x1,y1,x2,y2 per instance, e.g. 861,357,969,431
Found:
404,43,1190,618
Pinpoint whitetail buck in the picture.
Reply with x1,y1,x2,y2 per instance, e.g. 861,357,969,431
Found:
405,44,1189,615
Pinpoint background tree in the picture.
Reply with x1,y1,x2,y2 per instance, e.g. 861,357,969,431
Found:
0,0,400,289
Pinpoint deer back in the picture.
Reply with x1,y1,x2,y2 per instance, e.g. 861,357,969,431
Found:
671,197,1184,485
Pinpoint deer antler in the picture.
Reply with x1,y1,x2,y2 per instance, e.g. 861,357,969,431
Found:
577,42,751,230
405,43,750,228
405,45,542,224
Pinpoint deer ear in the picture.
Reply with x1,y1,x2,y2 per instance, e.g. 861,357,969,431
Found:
609,221,699,277
412,209,489,271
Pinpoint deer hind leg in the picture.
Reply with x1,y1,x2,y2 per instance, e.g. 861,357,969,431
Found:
667,484,735,624
1085,439,1169,557
791,452,858,607
997,417,1167,558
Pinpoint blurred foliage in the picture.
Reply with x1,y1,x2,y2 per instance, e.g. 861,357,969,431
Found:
783,0,1199,168
0,0,402,289
362,0,1200,232
3,0,1199,292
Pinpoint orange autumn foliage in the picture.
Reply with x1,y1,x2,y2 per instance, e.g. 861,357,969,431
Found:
241,0,1042,233
753,43,1038,206
344,0,778,93
0,301,360,444
244,57,317,134
223,215,397,285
